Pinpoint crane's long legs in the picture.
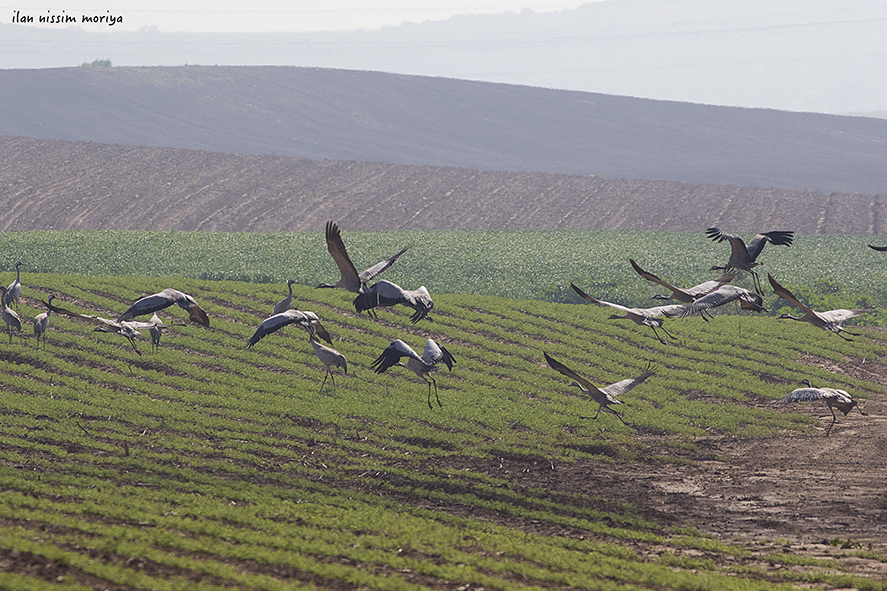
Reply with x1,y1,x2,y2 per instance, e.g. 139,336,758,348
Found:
424,377,442,409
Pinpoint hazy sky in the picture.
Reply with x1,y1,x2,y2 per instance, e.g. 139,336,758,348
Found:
5,1,593,32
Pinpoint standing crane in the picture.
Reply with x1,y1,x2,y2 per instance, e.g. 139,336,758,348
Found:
354,280,434,323
544,352,653,425
4,262,22,309
768,274,869,341
570,283,682,344
247,309,332,348
665,284,766,320
310,330,347,393
33,294,55,349
273,280,296,314
148,313,164,353
118,288,210,327
630,259,735,303
370,338,456,409
705,227,794,294
773,379,866,436
0,286,22,343
316,221,409,294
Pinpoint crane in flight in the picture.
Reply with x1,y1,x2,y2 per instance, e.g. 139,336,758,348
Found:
768,274,869,341
118,288,210,327
773,379,866,436
316,221,409,294
247,309,332,348
354,280,434,323
630,259,735,304
705,227,794,294
43,297,162,355
571,283,681,344
544,352,653,425
665,284,766,320
370,338,455,409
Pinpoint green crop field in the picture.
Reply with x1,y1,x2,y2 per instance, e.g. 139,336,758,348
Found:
1,262,886,589
2,229,886,317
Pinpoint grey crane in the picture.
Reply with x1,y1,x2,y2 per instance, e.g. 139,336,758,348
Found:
147,313,164,353
665,284,766,320
310,329,347,393
630,258,736,304
118,288,210,327
316,221,409,294
43,298,158,355
570,283,682,344
354,280,434,323
773,379,866,436
370,338,456,409
33,294,55,349
768,274,869,341
247,309,332,348
3,262,22,309
273,280,296,315
0,286,22,343
544,352,653,425
706,227,794,294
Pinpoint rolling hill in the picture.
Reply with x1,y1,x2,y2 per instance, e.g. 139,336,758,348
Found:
2,65,887,196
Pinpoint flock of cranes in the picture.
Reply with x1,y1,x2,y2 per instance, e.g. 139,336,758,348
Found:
1,224,875,433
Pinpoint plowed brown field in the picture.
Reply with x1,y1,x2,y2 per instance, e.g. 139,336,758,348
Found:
1,135,884,233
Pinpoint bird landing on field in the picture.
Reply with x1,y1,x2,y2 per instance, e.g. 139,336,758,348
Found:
773,379,867,436
544,352,653,425
118,288,209,327
768,274,869,341
354,280,434,323
571,282,681,344
371,338,455,409
310,330,347,393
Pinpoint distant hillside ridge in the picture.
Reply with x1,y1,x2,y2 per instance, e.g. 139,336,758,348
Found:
0,136,881,234
1,66,887,195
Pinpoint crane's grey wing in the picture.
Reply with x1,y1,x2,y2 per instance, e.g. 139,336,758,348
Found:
571,284,633,314
600,371,654,397
704,227,731,243
325,221,361,284
405,286,434,323
117,292,174,322
358,245,410,283
688,274,736,297
644,304,684,318
768,274,816,316
629,259,682,294
45,299,116,326
371,339,422,374
746,231,793,261
543,352,600,393
774,387,834,404
818,308,870,323
671,286,756,318
423,339,455,370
